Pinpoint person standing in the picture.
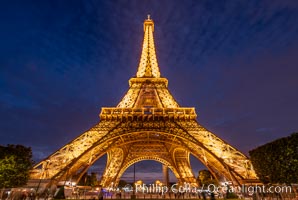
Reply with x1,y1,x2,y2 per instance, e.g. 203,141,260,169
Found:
98,189,104,200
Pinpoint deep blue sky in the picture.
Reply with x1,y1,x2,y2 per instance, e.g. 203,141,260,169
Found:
1,0,298,182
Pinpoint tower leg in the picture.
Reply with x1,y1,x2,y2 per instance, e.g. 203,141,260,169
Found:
99,148,124,187
173,149,197,185
162,164,169,186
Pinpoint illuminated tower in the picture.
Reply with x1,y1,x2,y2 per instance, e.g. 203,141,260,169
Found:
30,16,258,187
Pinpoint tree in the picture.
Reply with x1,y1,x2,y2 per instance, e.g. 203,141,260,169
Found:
90,172,98,186
197,169,218,187
118,180,128,187
77,172,98,186
78,172,88,185
0,144,33,188
249,132,298,184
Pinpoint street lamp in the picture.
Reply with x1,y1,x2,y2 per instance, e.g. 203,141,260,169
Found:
131,163,136,199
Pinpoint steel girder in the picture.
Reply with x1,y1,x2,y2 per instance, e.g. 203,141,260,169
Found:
30,119,257,186
29,17,259,187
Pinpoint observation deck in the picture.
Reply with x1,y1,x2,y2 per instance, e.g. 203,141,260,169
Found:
100,107,197,121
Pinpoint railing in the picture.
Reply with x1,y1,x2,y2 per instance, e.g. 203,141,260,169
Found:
100,107,197,121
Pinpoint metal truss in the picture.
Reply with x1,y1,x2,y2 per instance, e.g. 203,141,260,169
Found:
30,119,257,186
29,17,258,187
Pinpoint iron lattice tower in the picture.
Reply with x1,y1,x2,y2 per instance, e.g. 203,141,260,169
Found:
30,17,258,187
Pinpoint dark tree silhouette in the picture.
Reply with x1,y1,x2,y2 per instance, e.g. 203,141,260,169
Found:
249,133,298,184
0,144,33,188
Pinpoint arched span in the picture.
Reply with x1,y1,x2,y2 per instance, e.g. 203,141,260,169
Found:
31,120,256,186
114,156,180,186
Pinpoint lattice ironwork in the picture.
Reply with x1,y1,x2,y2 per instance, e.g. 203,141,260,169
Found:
29,17,258,188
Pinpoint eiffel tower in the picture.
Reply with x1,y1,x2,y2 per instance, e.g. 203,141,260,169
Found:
30,16,258,187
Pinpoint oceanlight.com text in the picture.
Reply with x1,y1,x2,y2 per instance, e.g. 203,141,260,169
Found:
107,183,292,195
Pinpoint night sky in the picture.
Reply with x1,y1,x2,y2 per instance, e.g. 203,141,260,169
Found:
1,0,298,183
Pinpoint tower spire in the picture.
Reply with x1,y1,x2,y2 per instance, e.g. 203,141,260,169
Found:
136,16,160,78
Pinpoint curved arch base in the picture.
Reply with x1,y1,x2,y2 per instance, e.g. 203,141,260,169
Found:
30,119,258,187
